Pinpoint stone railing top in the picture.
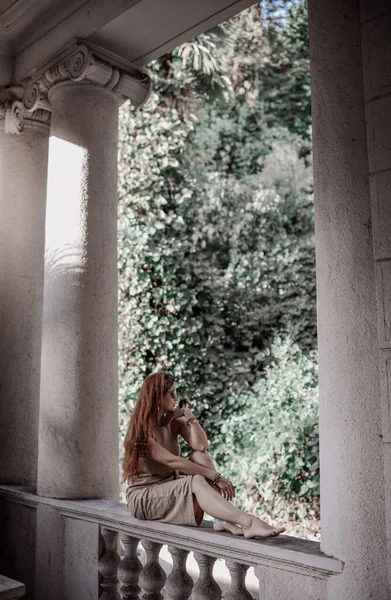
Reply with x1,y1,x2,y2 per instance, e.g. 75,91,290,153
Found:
0,574,25,599
0,485,343,578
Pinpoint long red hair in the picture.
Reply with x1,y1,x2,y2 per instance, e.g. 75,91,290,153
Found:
122,372,166,482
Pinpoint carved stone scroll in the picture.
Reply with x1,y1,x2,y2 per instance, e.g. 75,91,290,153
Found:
0,85,50,134
23,42,151,113
0,41,151,134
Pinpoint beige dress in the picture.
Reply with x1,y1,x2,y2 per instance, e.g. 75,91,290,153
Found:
126,424,202,526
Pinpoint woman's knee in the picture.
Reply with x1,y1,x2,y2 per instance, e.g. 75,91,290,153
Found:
192,474,208,492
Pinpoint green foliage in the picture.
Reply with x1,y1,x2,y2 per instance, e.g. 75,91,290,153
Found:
219,337,319,522
260,1,312,143
118,132,315,430
118,1,319,536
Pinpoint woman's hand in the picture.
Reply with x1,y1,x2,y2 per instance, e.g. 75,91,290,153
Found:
165,408,193,425
215,476,236,501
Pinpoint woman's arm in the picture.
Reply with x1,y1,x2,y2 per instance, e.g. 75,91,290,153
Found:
148,438,236,500
169,409,209,452
148,438,215,480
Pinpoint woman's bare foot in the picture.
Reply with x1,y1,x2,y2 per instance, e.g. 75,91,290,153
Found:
242,516,286,539
213,520,243,536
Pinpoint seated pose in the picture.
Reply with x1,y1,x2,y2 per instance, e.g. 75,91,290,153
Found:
123,371,286,538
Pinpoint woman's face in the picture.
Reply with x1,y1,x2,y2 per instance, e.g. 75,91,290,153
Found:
161,384,177,413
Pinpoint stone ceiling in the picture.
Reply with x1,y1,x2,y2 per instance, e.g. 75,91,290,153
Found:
0,0,254,86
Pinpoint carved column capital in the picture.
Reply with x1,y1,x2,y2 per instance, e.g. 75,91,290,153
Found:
0,41,151,135
25,42,151,110
0,85,51,134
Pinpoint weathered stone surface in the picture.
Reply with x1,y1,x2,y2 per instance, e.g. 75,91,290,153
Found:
224,561,252,600
64,518,100,600
37,81,120,500
0,126,49,487
370,170,391,260
0,489,343,600
309,0,389,598
165,546,193,600
98,528,121,600
192,553,221,600
34,504,65,600
361,2,391,595
118,535,142,600
0,574,25,599
366,95,391,174
0,499,35,599
375,261,391,347
360,0,391,23
257,565,326,600
379,350,391,442
361,9,391,99
139,540,166,600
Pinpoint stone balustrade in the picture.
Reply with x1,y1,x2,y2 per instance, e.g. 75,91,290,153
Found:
98,532,256,600
0,486,343,600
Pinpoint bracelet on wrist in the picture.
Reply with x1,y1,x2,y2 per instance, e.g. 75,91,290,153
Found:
186,417,197,428
212,471,221,485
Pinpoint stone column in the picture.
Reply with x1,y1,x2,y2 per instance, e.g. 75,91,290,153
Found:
308,0,389,599
0,90,51,486
360,0,391,590
32,43,151,499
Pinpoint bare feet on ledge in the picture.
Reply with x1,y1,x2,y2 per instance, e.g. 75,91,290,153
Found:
242,516,286,539
213,520,244,536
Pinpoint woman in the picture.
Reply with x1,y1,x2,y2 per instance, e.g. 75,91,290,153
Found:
123,371,286,538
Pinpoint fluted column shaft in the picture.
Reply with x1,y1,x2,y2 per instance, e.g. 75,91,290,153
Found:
37,80,120,498
0,123,49,486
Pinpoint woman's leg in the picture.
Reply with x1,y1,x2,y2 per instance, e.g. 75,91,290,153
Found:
189,450,243,535
191,472,286,539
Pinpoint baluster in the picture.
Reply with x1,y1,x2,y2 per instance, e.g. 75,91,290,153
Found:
118,535,143,600
139,539,166,600
192,553,221,600
99,528,121,600
225,561,253,600
165,546,193,600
